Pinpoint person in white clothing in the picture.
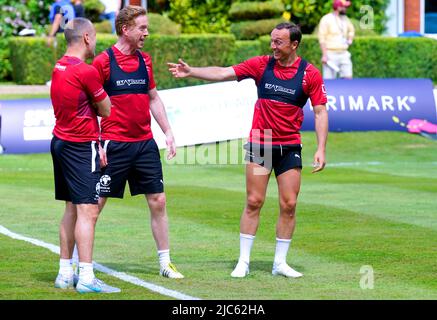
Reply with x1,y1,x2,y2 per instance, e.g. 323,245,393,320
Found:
318,0,355,79
100,0,122,33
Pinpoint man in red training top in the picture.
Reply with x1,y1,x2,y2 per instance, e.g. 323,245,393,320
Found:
51,18,120,293
168,22,328,278
92,6,184,279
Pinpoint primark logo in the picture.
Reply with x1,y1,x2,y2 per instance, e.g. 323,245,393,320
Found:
326,95,416,112
265,83,295,95
116,79,146,86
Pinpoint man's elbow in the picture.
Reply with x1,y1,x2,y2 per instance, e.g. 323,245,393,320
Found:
100,107,111,117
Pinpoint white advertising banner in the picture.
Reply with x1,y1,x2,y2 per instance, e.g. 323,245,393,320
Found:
151,79,257,149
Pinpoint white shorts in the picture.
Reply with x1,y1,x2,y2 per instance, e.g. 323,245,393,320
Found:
323,51,353,79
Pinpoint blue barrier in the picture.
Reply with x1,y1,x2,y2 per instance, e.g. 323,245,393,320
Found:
0,79,436,154
302,78,436,132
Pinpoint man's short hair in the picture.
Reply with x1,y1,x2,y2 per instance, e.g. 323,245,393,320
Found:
275,22,302,45
64,18,94,45
115,5,147,36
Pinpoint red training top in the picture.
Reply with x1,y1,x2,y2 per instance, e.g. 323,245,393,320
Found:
51,56,107,142
232,56,327,145
92,45,156,142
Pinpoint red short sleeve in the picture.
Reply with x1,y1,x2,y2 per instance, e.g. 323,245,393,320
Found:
303,64,328,106
232,56,269,84
80,65,107,103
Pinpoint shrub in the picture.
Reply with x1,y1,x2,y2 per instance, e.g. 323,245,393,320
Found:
168,0,231,34
9,34,236,88
230,18,287,40
229,0,285,21
9,34,437,86
84,0,105,22
230,40,262,65
259,35,437,81
9,36,58,84
94,20,112,34
148,13,181,35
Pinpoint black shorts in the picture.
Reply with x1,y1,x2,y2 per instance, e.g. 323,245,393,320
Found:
244,142,302,176
50,136,101,204
100,138,164,198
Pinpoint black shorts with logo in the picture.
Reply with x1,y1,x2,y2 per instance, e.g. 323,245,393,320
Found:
244,142,302,176
99,138,164,198
51,136,100,204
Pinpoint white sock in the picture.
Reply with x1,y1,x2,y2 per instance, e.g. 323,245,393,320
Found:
274,238,291,266
59,258,73,277
71,245,79,276
238,233,255,264
158,249,171,268
78,262,95,283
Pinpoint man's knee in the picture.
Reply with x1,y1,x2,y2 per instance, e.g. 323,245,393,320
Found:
280,199,297,215
148,193,167,209
246,195,264,211
77,204,100,222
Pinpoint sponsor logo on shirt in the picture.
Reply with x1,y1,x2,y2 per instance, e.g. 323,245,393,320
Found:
265,83,296,95
116,79,146,86
55,63,67,71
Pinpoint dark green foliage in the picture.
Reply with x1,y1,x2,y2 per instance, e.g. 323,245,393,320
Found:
143,34,235,88
9,37,58,85
83,0,105,22
228,0,285,21
0,39,11,81
230,40,262,64
94,20,113,34
168,0,232,34
230,18,287,40
148,13,182,35
9,34,236,87
8,34,437,85
259,35,437,81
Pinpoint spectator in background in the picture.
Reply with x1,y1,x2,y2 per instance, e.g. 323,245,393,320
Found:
100,0,122,34
73,0,85,18
47,0,76,45
318,0,355,79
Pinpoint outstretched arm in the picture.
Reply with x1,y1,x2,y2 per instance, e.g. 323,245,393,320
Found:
167,59,237,82
312,104,328,173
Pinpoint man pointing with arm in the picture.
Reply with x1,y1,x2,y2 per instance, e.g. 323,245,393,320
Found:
169,22,328,278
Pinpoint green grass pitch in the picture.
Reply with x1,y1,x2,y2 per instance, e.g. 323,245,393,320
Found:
0,132,436,299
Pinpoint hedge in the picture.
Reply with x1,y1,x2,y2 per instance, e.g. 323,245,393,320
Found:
230,18,287,40
7,34,437,86
0,39,12,81
9,34,236,88
259,35,437,81
231,40,262,65
228,1,285,21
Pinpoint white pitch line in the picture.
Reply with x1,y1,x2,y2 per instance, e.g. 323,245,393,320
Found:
0,225,200,300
